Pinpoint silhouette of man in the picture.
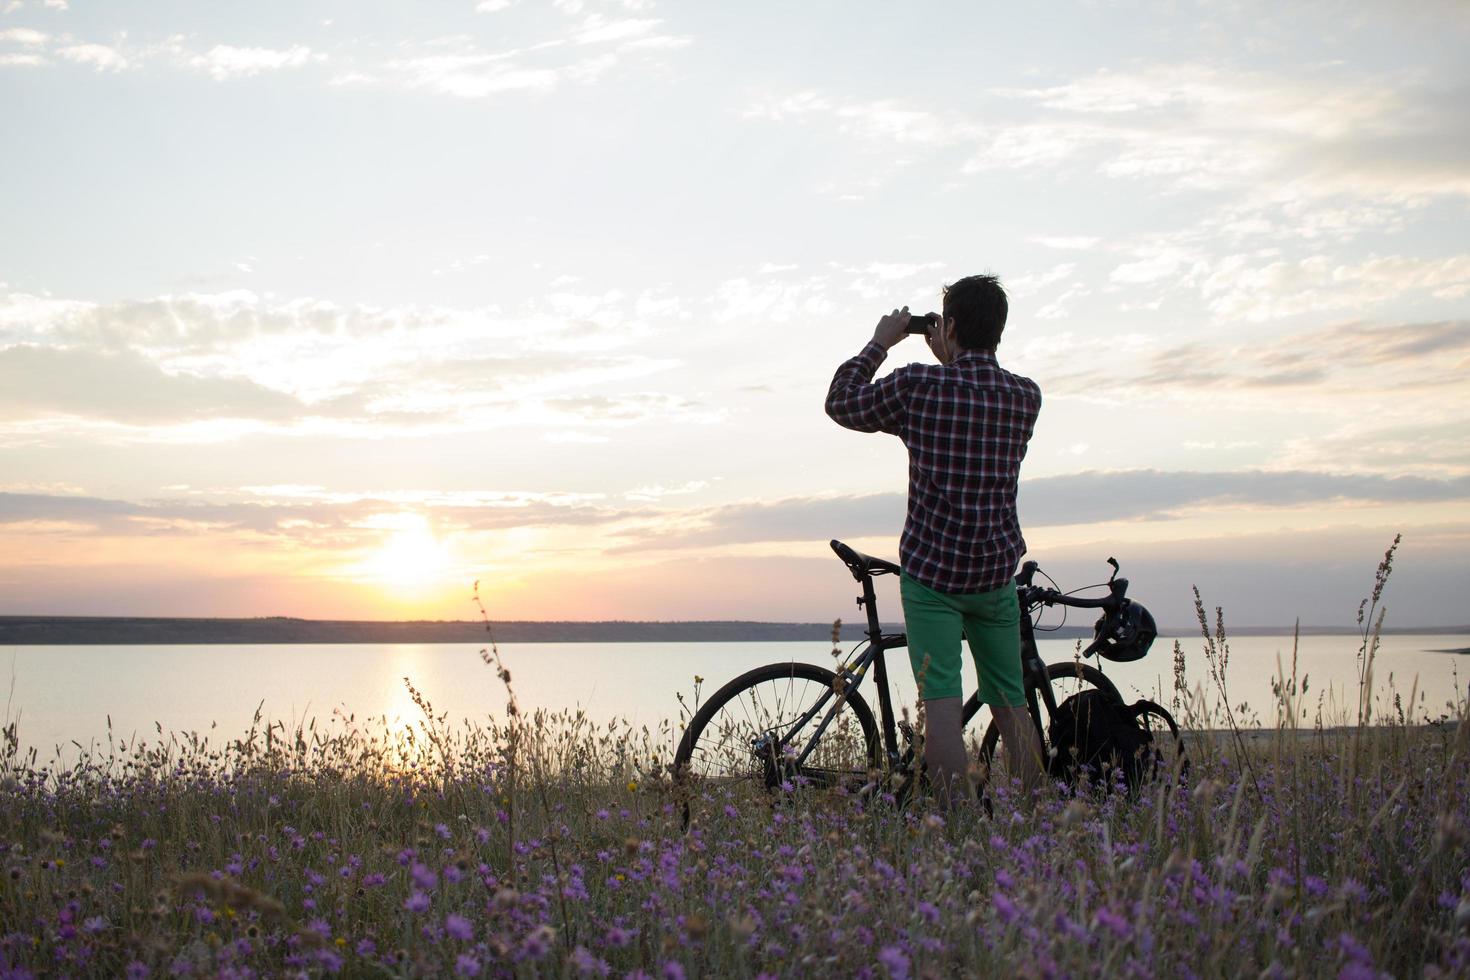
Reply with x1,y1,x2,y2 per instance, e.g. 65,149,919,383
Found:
826,274,1044,807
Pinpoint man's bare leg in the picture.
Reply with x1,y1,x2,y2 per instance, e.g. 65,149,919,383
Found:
922,696,968,810
992,704,1045,800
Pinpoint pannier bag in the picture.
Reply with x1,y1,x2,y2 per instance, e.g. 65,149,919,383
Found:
1046,689,1155,791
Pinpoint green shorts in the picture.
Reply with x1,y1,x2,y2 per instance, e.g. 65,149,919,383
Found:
900,571,1026,707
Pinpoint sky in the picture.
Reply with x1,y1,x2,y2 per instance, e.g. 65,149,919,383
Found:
1,0,1468,629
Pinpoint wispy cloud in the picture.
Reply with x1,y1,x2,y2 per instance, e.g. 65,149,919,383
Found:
188,44,314,80
0,287,697,435
607,469,1470,552
1028,319,1470,400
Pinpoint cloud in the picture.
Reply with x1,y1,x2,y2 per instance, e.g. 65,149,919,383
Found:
340,14,688,100
710,274,836,323
1201,254,1470,321
188,44,313,80
1025,320,1470,409
55,41,126,70
0,487,641,540
0,345,304,424
606,469,1470,552
751,60,1470,212
0,283,715,440
0,26,45,43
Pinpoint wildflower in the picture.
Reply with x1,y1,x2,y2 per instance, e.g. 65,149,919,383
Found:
994,893,1020,926
435,823,452,840
445,914,473,941
455,954,482,977
125,962,150,980
627,780,639,792
877,945,910,980
662,962,686,980
521,924,556,959
1094,907,1131,939
605,926,635,948
411,863,438,891
571,946,611,977
404,891,430,913
82,915,108,934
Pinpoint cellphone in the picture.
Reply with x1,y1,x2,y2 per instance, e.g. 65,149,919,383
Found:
904,312,939,335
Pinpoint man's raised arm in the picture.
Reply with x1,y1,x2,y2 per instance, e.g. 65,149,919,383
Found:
825,308,913,435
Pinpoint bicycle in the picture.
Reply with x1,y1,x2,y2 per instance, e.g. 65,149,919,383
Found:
671,539,1186,826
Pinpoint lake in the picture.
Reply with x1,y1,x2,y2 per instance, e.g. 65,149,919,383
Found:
3,634,1467,761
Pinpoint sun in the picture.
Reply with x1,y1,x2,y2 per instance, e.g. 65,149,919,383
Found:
364,514,450,590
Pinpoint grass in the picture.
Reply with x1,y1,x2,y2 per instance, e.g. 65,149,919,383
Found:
1,546,1468,978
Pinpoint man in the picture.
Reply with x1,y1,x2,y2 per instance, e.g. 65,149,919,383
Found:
824,274,1043,807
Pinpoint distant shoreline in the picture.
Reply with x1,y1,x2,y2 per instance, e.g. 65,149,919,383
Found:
1,616,1467,646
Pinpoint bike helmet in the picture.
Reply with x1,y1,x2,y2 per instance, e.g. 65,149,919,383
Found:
1089,599,1157,662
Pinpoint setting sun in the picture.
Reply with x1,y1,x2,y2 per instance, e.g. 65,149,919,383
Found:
359,514,451,592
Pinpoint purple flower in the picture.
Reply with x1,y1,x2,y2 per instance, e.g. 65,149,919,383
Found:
1095,907,1131,939
571,946,610,977
435,823,452,839
877,945,910,980
445,914,473,941
605,926,634,948
404,891,431,913
1338,931,1372,965
662,962,686,980
411,863,439,891
82,915,108,934
125,963,150,980
994,893,1020,925
356,939,377,957
455,954,482,977
521,925,555,960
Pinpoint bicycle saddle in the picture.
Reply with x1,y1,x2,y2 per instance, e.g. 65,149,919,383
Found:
830,540,901,582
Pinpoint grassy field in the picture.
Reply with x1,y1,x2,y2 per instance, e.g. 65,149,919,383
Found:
3,552,1468,977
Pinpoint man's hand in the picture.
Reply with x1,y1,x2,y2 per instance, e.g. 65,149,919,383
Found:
871,307,912,350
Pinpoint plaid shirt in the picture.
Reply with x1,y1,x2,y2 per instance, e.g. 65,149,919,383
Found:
826,340,1041,593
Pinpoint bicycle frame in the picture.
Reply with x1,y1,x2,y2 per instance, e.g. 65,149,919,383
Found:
776,569,907,775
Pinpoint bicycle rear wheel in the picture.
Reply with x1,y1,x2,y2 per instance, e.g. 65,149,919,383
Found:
672,661,880,829
975,660,1120,788
1132,698,1189,785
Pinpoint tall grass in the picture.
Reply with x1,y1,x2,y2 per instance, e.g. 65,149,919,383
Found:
1,543,1467,977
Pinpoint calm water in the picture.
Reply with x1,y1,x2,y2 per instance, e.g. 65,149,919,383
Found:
3,635,1467,759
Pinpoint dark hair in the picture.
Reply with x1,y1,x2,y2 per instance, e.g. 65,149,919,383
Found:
942,274,1008,350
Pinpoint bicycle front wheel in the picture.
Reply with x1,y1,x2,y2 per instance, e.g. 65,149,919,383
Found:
672,661,880,829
